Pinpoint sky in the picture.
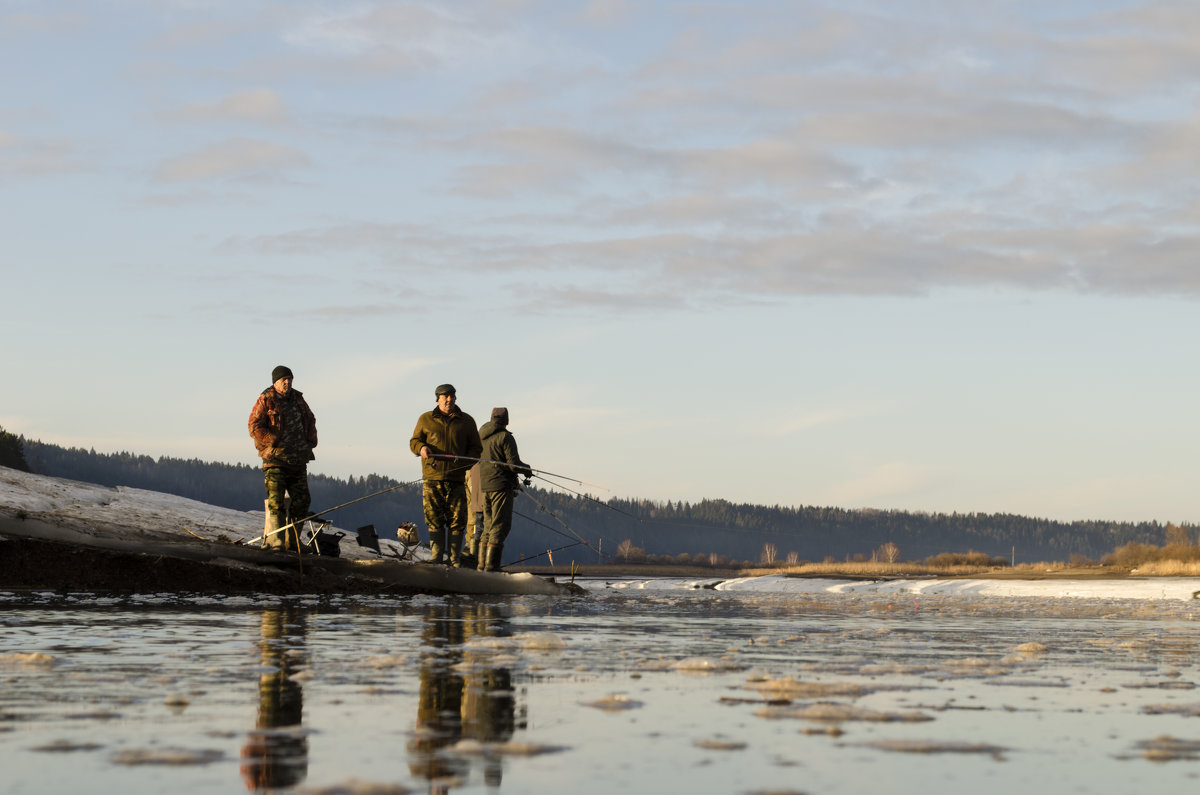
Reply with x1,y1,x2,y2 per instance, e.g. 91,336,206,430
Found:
4,0,1200,525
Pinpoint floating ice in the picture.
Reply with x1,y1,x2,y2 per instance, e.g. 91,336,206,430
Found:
110,747,224,765
582,694,644,711
756,702,934,723
0,652,59,668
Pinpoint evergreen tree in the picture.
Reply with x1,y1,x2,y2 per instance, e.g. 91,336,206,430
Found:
0,427,30,471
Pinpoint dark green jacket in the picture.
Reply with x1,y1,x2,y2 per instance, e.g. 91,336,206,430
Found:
409,407,482,483
479,421,531,492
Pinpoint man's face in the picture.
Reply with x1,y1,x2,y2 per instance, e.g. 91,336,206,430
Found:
274,376,292,395
437,393,456,413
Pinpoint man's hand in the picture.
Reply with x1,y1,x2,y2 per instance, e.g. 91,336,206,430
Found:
420,445,432,459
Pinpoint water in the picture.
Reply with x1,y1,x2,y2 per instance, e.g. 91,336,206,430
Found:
3,580,1200,794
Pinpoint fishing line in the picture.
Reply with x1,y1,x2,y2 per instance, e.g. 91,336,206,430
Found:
529,474,642,520
517,489,615,564
252,477,423,545
430,454,608,490
508,540,591,567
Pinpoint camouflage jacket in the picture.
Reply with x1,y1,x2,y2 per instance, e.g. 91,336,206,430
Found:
248,387,318,469
479,421,531,492
409,406,482,483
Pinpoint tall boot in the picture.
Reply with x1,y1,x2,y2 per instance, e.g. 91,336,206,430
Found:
484,543,501,572
462,528,478,569
281,514,300,551
427,526,444,565
476,538,490,571
448,531,463,568
264,513,285,550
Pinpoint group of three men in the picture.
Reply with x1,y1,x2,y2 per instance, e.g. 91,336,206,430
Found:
248,367,531,571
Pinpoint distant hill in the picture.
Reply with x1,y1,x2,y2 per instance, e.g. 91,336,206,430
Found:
15,436,1178,566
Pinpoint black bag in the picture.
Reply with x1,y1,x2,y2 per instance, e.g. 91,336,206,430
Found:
301,522,344,557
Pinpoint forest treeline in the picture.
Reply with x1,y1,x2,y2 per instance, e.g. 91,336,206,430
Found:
4,431,1190,566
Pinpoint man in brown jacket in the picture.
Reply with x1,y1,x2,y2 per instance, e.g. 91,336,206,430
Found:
248,365,318,550
409,383,482,566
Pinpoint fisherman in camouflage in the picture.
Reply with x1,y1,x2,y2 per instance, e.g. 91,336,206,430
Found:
477,407,532,572
248,365,318,550
410,384,483,566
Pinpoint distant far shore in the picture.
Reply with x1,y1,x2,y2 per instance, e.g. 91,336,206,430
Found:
514,562,1166,581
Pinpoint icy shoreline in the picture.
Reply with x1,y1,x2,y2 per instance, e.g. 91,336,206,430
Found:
593,574,1200,600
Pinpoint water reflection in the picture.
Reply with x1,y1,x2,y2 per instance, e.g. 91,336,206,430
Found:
407,601,525,790
240,605,309,792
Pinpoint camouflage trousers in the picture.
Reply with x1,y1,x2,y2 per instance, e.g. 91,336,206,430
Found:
423,480,468,552
264,465,311,522
481,489,515,547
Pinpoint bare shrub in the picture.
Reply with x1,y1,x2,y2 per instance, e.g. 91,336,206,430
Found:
616,539,646,563
923,550,1007,568
1102,542,1161,568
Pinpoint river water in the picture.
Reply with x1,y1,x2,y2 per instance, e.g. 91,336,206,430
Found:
3,578,1200,794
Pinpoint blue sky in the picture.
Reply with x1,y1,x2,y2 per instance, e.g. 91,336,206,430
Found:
4,1,1200,524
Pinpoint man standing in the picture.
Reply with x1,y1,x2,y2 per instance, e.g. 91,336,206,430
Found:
410,384,482,566
248,365,318,550
477,407,532,572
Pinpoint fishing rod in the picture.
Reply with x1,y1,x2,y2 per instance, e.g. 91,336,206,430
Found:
512,507,586,547
250,478,422,546
506,540,593,568
429,454,608,491
518,488,615,564
528,474,643,521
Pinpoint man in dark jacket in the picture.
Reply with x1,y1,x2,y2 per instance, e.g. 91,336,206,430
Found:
477,407,532,572
248,365,318,550
410,384,483,566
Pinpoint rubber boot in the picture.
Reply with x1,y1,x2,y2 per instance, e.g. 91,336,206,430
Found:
280,514,300,552
476,538,490,571
428,526,444,565
264,513,285,550
448,531,463,568
462,528,478,569
484,543,501,572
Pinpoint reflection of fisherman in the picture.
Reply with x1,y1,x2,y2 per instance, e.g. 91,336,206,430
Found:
477,407,532,572
460,604,520,786
410,384,482,567
407,602,521,788
248,365,318,550
240,607,309,791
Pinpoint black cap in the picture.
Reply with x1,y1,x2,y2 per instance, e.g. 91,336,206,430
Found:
491,407,509,424
272,365,294,383
435,383,456,397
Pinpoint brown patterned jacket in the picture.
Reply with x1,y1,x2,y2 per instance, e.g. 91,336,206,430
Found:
248,387,318,469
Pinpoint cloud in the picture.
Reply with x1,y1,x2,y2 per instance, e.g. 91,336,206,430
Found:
154,137,310,181
279,3,534,72
0,135,86,177
160,89,291,126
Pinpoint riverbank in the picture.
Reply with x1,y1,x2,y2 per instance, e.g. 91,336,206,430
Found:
0,467,577,597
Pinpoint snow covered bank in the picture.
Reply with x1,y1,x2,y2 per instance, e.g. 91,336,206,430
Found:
593,574,1200,601
0,467,575,596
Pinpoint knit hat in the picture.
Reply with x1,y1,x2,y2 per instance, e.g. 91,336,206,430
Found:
272,365,294,383
435,383,456,397
491,407,509,425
